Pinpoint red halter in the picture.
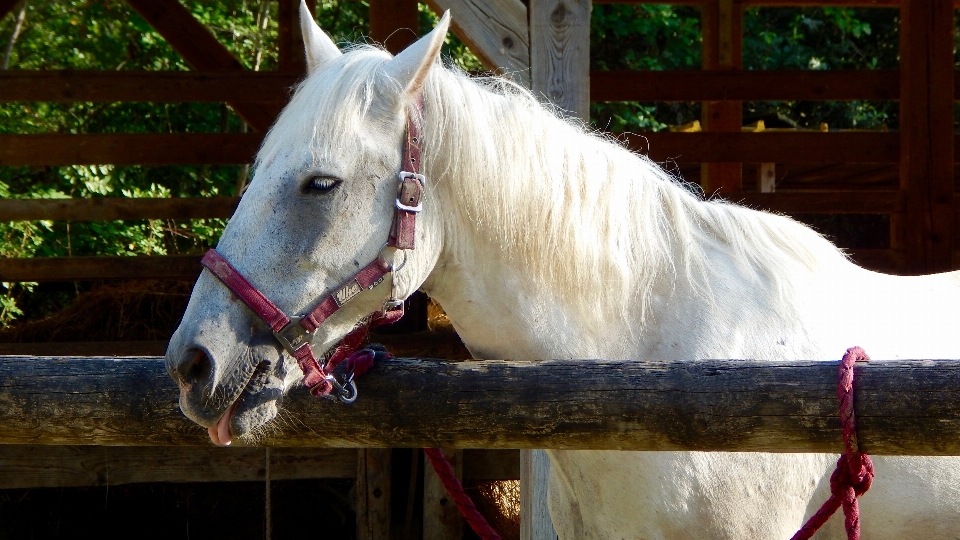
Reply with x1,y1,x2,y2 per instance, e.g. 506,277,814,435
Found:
200,104,425,402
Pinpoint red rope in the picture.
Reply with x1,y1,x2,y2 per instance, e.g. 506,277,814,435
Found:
791,346,874,540
424,447,503,540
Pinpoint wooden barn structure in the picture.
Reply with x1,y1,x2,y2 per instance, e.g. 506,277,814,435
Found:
1,0,958,539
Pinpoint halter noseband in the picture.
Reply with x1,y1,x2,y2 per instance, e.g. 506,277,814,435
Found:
200,103,425,403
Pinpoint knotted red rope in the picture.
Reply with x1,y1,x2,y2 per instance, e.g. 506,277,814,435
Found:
424,447,503,540
791,346,874,540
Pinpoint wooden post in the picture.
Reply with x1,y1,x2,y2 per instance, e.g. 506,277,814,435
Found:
898,0,955,274
521,450,558,540
278,0,315,73
357,448,392,540
423,448,463,540
529,0,590,119
369,0,420,55
700,0,743,195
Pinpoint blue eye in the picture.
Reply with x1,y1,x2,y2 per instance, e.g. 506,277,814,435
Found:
304,176,340,193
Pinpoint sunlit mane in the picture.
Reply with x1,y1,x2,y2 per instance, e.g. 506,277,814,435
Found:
258,46,846,327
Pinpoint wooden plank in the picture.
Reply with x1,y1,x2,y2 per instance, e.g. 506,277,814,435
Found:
424,0,531,87
0,445,356,489
6,356,960,454
846,248,904,273
591,69,899,102
520,450,557,540
530,0,590,119
624,132,899,164
369,0,420,55
357,448,393,540
463,449,520,481
0,71,298,103
732,191,903,214
0,196,239,222
0,255,202,282
701,0,744,194
0,342,170,356
0,133,262,166
123,0,281,131
423,448,463,540
898,0,955,273
278,0,315,73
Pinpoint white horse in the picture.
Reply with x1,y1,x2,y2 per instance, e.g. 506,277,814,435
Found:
165,5,960,538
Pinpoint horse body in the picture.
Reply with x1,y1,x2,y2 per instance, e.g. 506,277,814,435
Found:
164,6,960,538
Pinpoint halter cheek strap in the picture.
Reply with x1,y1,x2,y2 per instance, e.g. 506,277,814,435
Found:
200,104,425,402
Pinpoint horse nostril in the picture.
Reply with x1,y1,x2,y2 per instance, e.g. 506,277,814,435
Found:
178,348,212,385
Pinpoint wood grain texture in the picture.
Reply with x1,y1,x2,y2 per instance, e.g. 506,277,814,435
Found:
4,356,960,454
591,69,899,102
530,0,590,119
0,133,262,166
520,450,557,540
0,196,239,222
0,71,298,103
0,255,202,282
357,448,393,540
700,0,744,193
0,445,356,489
624,132,899,164
425,0,531,87
423,448,463,540
898,0,955,274
124,0,281,131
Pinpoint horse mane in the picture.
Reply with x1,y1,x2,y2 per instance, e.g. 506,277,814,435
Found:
258,46,846,329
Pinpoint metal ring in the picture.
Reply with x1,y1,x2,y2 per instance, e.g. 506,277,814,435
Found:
338,380,359,404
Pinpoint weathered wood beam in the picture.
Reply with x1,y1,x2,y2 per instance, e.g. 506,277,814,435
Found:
4,356,960,455
0,196,239,222
0,446,519,489
424,0,531,87
897,0,955,274
701,0,743,194
123,0,281,131
0,255,202,282
0,71,298,103
732,191,903,214
530,0,590,119
0,445,356,489
625,132,899,164
0,133,262,166
591,70,899,102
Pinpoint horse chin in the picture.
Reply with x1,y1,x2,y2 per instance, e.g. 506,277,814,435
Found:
205,359,285,446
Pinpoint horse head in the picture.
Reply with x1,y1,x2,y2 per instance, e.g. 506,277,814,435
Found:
165,2,450,445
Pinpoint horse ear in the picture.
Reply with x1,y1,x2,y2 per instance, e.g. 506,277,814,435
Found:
383,11,450,97
300,0,342,74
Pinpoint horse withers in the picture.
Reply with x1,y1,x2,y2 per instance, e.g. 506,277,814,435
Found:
164,3,960,538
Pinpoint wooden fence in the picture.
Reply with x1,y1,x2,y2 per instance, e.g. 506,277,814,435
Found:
1,0,958,286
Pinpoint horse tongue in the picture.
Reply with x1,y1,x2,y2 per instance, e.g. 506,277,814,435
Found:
208,402,236,446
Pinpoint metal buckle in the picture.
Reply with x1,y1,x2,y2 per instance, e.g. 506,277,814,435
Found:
382,298,405,318
398,171,425,185
322,374,359,404
396,171,424,212
273,316,311,356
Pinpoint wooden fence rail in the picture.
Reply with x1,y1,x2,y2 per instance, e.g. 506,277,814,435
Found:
3,355,960,455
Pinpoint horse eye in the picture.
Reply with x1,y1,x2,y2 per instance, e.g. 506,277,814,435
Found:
303,176,341,194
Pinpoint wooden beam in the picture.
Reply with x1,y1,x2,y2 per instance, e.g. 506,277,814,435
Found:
423,448,464,540
732,191,903,214
0,196,239,222
0,446,519,489
898,0,955,273
424,0,531,87
0,255,202,282
0,71,297,103
369,0,420,55
123,0,281,131
5,356,960,454
520,450,557,540
623,132,899,164
846,248,905,273
0,133,262,166
530,0,591,119
357,448,393,540
591,69,899,102
701,0,744,194
0,445,356,489
278,0,315,73
0,342,170,356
